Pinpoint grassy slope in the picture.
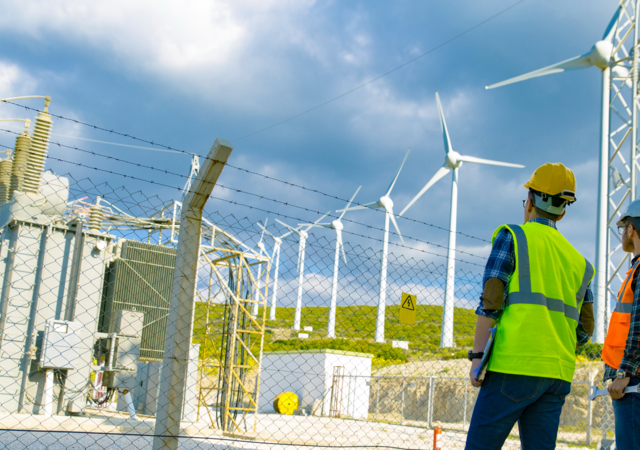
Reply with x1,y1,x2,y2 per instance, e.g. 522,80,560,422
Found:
193,303,477,364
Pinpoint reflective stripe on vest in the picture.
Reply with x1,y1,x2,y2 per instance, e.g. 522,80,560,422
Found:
506,224,593,322
603,259,640,369
488,222,594,382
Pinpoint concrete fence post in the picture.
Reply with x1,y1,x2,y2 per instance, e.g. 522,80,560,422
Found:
152,139,233,450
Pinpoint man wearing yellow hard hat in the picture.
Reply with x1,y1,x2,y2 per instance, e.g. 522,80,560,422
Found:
464,163,594,450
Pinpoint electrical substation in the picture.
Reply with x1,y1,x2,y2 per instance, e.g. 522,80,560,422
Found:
0,96,271,433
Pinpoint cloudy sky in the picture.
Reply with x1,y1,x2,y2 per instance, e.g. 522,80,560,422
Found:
0,0,620,278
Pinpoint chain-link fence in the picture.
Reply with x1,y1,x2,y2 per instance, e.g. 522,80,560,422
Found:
0,148,616,450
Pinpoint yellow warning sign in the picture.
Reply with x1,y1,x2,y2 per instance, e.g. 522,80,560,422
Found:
399,292,417,325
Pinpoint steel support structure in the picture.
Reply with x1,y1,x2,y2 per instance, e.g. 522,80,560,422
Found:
598,1,640,343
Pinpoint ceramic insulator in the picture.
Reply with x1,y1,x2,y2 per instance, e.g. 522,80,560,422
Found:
0,158,12,205
88,205,103,231
9,133,32,201
24,111,52,194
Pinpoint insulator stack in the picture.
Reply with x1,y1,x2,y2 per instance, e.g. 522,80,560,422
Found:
88,204,104,231
24,110,52,194
9,132,32,201
0,157,12,205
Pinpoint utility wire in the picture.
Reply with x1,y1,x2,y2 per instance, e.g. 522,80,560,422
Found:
0,140,484,267
0,127,491,243
8,131,487,260
231,0,527,142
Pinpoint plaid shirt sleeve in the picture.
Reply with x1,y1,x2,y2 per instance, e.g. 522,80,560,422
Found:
475,228,514,320
618,270,640,377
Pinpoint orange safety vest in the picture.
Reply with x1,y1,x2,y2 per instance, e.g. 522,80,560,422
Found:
603,260,640,369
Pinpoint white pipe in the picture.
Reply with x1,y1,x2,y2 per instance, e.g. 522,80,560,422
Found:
123,390,137,420
441,168,458,348
269,243,281,321
327,235,341,338
293,235,306,331
594,67,611,344
107,333,116,370
375,211,390,343
43,369,54,417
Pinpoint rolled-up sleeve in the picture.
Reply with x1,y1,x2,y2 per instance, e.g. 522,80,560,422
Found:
475,228,514,320
576,284,593,346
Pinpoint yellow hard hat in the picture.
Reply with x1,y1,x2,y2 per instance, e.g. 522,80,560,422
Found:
523,162,576,202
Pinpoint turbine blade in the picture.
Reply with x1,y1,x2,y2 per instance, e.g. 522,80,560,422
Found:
258,222,277,239
612,65,632,89
603,6,622,42
298,222,332,229
399,165,450,216
304,211,331,232
275,218,298,234
436,92,453,155
385,148,411,196
486,52,593,90
387,207,404,245
337,200,381,213
339,185,361,220
337,229,347,265
457,155,525,168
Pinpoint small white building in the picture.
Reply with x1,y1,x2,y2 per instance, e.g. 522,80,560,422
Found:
258,349,372,419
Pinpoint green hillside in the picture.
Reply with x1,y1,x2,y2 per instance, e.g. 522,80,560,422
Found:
193,303,477,366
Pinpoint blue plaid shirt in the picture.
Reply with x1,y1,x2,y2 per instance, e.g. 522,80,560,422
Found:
476,218,593,346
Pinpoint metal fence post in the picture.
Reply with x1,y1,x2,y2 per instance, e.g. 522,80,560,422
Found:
376,377,380,422
400,370,405,425
587,370,597,446
428,375,434,428
152,139,233,450
463,376,468,429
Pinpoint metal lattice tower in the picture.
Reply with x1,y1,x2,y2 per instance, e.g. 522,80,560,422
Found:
596,1,640,342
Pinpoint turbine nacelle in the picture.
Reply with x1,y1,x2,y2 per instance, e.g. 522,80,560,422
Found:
379,195,394,212
332,219,343,231
590,40,614,70
445,150,463,169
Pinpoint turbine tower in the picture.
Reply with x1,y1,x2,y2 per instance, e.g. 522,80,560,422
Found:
341,149,409,343
259,223,293,321
399,93,524,348
300,186,361,338
251,218,268,317
485,3,639,343
277,212,329,331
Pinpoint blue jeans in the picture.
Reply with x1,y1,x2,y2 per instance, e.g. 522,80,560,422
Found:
612,376,640,450
465,371,571,450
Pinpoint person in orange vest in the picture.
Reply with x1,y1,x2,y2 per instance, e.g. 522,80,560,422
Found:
603,199,640,450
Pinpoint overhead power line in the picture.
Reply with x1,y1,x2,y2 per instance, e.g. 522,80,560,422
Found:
0,139,486,267
0,127,491,243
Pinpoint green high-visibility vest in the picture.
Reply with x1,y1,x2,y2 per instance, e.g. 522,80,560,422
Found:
487,222,594,382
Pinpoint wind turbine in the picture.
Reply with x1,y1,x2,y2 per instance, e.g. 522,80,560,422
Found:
399,92,524,348
299,186,361,338
276,212,329,331
484,5,624,343
340,149,409,343
258,222,293,321
251,218,268,317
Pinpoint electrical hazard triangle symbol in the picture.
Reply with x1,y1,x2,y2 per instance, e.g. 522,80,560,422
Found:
399,292,417,325
401,295,415,311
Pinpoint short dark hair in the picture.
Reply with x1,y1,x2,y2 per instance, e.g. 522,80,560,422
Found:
527,189,564,221
622,217,640,235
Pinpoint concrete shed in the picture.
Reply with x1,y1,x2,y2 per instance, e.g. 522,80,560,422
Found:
258,349,372,419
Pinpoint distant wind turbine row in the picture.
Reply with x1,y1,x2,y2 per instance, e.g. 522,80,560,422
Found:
255,93,524,345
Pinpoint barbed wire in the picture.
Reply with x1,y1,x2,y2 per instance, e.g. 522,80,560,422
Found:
0,139,486,267
0,112,491,244
0,131,489,260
